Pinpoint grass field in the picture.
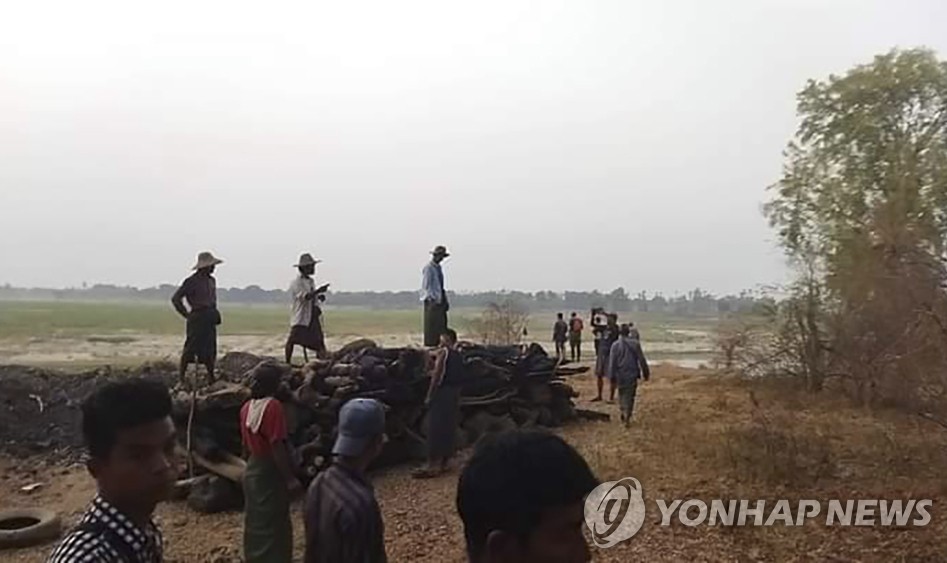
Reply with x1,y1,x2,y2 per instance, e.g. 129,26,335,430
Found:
0,300,426,339
0,300,717,367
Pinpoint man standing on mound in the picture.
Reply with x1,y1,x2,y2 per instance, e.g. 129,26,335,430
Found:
286,252,330,364
421,245,451,347
172,251,223,383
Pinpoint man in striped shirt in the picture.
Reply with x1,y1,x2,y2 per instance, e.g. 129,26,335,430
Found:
48,378,177,562
304,398,388,563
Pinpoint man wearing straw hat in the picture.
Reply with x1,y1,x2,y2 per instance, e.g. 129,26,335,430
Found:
285,252,330,364
171,251,223,383
420,245,451,347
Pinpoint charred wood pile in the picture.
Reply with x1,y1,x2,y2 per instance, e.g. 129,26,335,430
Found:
171,340,603,512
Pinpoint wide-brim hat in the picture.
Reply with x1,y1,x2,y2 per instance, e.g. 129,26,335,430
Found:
193,251,224,270
431,245,450,257
294,253,321,268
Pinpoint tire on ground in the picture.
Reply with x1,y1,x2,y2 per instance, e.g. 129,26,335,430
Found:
187,475,244,514
0,508,61,549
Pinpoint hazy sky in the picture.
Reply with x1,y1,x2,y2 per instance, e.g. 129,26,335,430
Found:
2,1,945,294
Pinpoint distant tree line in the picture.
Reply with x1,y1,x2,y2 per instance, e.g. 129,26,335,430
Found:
0,283,767,316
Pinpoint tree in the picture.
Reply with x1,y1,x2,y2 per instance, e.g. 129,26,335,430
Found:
468,299,531,346
766,48,947,277
608,287,631,312
762,48,947,416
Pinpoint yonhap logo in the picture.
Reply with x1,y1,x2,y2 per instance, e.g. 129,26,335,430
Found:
584,477,646,548
583,475,934,550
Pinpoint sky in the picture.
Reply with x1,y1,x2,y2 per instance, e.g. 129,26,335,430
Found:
2,0,946,295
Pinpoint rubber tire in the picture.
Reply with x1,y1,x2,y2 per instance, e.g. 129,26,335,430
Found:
0,508,61,549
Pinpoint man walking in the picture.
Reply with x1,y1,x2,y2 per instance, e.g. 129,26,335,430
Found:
592,314,620,403
172,251,223,383
305,398,388,563
48,379,177,562
420,245,450,347
608,324,651,427
568,312,584,362
286,253,330,364
552,313,569,360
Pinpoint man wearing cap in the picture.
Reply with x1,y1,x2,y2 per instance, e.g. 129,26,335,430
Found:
285,253,330,364
304,398,388,563
171,251,223,383
421,245,450,347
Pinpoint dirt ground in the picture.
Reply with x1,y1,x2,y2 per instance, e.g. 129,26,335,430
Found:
2,365,946,562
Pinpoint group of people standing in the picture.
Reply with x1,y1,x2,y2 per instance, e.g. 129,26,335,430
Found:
170,250,331,386
552,311,586,361
174,245,455,384
554,310,651,427
49,374,602,563
47,246,648,562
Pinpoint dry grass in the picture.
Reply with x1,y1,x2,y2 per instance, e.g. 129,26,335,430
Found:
1,367,945,562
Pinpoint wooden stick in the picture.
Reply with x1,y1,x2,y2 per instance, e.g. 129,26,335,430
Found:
186,366,197,479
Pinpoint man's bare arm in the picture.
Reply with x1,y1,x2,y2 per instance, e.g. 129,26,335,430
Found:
426,349,447,403
171,284,189,318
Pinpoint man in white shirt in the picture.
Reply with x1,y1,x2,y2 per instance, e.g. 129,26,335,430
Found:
285,253,330,364
421,245,450,347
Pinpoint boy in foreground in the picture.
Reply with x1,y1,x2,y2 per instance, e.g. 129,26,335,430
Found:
48,378,178,562
456,430,599,563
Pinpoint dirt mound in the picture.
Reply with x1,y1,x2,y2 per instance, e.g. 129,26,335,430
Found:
0,363,178,459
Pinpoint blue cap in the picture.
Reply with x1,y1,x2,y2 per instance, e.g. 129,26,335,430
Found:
332,398,386,457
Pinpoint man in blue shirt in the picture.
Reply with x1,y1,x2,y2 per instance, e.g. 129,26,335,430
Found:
608,324,651,427
420,245,450,347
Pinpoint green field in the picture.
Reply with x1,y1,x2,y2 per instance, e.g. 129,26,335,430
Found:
0,300,717,368
0,300,431,339
0,300,715,338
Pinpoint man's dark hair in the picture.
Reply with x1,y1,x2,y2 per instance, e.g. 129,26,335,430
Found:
620,323,631,337
249,361,284,399
82,378,173,459
570,312,577,317
443,328,458,343
456,430,598,558
557,313,563,319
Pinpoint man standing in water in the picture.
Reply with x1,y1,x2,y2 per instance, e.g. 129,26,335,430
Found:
420,245,450,347
172,251,223,383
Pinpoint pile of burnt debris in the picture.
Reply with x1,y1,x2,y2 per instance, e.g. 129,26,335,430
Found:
175,340,602,513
